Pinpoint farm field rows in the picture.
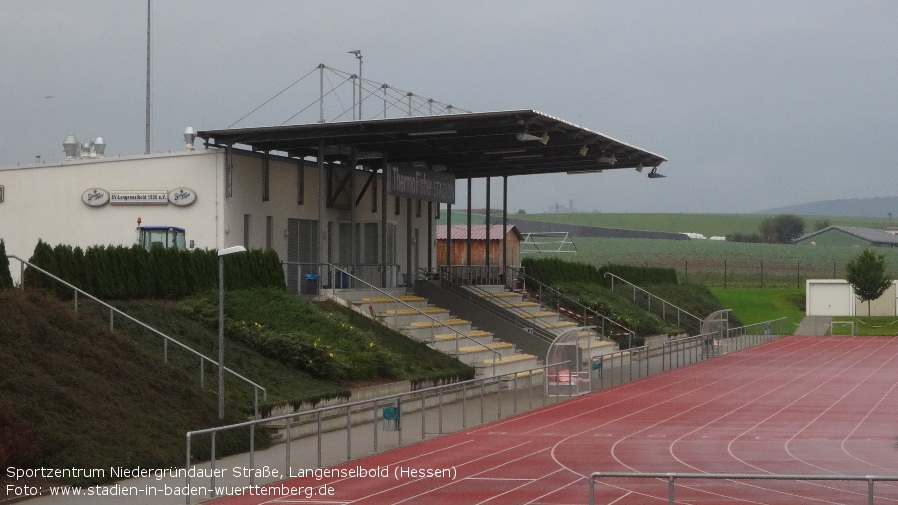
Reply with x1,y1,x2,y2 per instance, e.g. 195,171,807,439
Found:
511,212,893,238
531,236,898,288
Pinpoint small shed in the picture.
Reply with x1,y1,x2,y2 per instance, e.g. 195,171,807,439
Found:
794,226,898,247
436,224,522,270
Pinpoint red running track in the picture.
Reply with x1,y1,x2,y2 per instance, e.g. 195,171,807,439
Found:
210,336,898,504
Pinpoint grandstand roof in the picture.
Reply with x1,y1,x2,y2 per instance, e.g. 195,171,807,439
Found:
198,110,667,179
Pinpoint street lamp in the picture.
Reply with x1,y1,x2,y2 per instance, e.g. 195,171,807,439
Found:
218,245,247,420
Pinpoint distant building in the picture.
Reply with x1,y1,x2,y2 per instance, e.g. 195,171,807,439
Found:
794,226,898,248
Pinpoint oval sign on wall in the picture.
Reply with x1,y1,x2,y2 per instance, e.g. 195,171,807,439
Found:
82,188,110,207
168,187,197,207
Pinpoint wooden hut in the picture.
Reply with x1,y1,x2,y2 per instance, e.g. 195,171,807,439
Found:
436,224,522,283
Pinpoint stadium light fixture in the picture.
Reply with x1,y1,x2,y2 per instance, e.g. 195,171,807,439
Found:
648,167,666,178
579,145,589,156
598,153,617,165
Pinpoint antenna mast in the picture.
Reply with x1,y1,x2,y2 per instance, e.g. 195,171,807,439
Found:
145,0,151,154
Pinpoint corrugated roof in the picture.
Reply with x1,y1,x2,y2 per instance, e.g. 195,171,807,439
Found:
795,226,898,246
436,224,521,241
198,110,667,179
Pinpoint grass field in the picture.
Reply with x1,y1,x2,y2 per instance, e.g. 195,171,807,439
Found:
522,236,898,288
830,316,898,336
499,212,892,238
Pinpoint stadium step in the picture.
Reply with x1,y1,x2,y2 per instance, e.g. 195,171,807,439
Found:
330,287,543,379
475,353,540,377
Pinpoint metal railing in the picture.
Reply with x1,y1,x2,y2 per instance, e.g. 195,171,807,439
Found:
508,266,637,346
435,266,559,345
184,361,570,504
323,263,502,374
283,261,401,294
437,264,504,286
662,318,789,371
589,471,898,505
8,255,267,416
603,271,705,334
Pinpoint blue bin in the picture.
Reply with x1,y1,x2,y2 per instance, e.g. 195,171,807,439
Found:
303,274,319,294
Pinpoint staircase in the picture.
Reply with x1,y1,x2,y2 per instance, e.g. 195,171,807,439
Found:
466,284,621,366
333,287,544,381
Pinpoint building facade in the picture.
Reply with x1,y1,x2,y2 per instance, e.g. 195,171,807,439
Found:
0,148,432,291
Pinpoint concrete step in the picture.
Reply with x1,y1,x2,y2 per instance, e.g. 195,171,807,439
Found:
339,288,409,303
502,367,545,388
538,320,578,331
382,307,450,325
517,311,560,321
494,301,542,313
454,342,517,365
361,296,428,313
474,353,540,377
430,331,495,353
403,318,473,340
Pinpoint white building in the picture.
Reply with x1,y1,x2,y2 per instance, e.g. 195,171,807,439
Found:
0,110,667,293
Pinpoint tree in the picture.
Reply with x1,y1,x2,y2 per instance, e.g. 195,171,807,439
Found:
0,239,13,289
845,249,893,317
759,214,805,244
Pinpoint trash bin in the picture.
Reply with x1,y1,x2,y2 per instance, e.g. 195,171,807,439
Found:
382,406,400,431
303,273,319,295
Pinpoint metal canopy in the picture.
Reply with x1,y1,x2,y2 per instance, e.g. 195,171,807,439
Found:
198,109,666,179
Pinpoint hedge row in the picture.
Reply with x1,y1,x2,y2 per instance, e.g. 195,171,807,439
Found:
23,239,285,299
601,264,679,286
521,257,678,287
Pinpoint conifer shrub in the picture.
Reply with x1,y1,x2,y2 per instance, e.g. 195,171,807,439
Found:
24,241,286,299
0,239,13,289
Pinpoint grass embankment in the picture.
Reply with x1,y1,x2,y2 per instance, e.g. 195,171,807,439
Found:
0,289,265,488
1,288,472,488
712,288,805,331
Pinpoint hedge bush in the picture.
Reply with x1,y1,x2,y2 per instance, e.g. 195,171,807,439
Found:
24,241,285,299
521,257,678,287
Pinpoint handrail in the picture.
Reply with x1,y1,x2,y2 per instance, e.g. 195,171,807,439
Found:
602,271,704,333
185,360,571,503
8,255,266,417
436,266,558,344
321,263,502,375
727,317,788,338
507,266,637,345
589,471,898,505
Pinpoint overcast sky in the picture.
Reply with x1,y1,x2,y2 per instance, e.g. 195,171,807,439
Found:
2,1,896,214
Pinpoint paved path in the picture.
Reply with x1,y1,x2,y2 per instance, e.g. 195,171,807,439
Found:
795,315,832,336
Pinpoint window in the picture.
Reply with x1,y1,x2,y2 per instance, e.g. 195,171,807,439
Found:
262,155,270,202
297,161,305,205
416,199,422,217
265,216,273,249
371,175,377,213
394,196,401,216
243,214,251,249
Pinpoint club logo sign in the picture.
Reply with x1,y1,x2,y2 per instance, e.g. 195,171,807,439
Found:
81,187,198,207
81,188,110,207
168,187,197,207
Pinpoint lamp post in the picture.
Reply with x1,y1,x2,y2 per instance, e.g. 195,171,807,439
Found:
218,245,247,420
348,50,362,119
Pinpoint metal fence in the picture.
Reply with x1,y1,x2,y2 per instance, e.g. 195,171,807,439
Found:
589,471,898,505
184,361,570,503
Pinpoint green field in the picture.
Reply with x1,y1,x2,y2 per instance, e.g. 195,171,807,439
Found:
506,212,892,238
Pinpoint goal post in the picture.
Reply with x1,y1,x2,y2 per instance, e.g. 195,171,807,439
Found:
828,321,855,336
520,231,577,254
